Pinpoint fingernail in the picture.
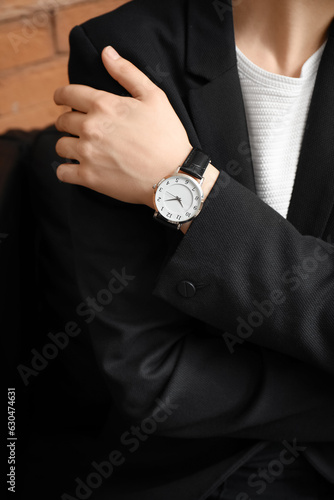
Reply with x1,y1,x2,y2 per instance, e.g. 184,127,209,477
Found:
105,45,120,60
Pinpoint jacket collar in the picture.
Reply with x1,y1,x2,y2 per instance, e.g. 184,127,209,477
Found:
185,0,257,193
287,20,334,236
186,0,334,237
186,0,236,81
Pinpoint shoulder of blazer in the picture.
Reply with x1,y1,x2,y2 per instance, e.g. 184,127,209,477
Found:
69,0,194,96
78,0,237,83
78,0,188,55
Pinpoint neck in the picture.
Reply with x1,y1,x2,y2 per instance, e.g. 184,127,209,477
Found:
233,0,334,77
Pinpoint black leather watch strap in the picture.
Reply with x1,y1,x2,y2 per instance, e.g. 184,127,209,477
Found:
179,148,211,179
154,212,180,230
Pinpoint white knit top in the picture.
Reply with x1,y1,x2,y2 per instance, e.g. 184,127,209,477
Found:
236,42,326,218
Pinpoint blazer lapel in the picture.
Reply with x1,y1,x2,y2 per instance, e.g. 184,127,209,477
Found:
185,0,256,193
287,20,334,237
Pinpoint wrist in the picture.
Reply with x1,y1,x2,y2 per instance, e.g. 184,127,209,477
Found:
146,144,193,210
180,162,219,234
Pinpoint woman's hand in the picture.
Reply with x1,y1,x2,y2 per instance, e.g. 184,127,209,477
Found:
54,46,192,209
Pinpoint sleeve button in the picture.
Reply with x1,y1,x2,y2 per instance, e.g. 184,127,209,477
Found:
177,281,196,298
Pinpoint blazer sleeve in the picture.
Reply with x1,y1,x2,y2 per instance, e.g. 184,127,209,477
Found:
67,24,334,443
153,168,334,375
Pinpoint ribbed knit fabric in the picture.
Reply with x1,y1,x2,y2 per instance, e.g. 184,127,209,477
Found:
236,43,326,218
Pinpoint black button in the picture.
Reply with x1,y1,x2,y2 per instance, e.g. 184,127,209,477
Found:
177,281,196,298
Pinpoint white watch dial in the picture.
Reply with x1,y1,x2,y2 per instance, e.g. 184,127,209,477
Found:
155,174,203,223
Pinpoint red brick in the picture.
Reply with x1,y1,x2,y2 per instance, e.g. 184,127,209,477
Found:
0,0,132,134
1,0,45,8
0,100,69,134
0,0,116,23
0,0,92,14
0,15,54,71
1,0,95,9
1,0,42,11
55,0,130,53
0,57,69,116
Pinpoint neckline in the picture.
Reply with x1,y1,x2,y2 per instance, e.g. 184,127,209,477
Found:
236,41,327,90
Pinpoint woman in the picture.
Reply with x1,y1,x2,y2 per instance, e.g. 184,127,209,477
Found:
53,0,334,498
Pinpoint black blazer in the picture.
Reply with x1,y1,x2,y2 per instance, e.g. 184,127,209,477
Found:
11,0,334,498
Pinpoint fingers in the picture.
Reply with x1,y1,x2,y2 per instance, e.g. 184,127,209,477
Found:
54,85,104,113
54,47,159,115
55,111,85,136
56,162,82,185
102,46,158,99
55,136,79,161
55,137,94,187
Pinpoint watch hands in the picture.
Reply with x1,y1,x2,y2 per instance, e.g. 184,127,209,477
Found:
166,191,184,208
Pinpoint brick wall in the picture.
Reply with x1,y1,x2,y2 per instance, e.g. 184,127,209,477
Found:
0,0,130,134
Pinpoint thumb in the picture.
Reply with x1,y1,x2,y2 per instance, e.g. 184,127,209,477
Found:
101,45,157,99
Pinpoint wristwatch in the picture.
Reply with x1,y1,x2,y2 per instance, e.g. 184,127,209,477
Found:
152,148,211,230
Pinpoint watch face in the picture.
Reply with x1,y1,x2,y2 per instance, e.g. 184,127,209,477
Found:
154,174,203,223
